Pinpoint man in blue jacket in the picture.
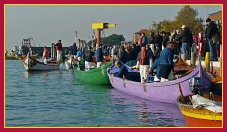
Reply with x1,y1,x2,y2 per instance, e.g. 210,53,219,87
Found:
149,58,161,82
159,41,175,82
113,61,128,79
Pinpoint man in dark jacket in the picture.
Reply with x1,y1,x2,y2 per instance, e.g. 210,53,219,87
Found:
205,18,219,61
96,44,104,67
177,25,193,60
118,46,128,63
72,43,77,59
83,46,94,70
154,32,163,58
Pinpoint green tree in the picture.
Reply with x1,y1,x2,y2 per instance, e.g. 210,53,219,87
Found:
149,5,203,33
87,34,125,47
174,5,203,32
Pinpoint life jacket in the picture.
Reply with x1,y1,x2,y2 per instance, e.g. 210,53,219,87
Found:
140,48,146,65
43,49,48,58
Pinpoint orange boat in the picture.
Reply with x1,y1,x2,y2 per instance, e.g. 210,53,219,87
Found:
177,93,222,127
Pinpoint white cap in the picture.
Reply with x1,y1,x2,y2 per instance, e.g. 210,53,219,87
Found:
181,25,186,29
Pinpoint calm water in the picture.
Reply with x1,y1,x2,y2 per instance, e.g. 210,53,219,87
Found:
5,60,185,127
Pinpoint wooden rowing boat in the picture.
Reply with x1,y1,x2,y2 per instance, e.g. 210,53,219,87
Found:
74,59,113,85
177,93,222,127
22,53,60,71
107,62,211,104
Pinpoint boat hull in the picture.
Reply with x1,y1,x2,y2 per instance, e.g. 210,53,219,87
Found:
22,54,60,71
210,77,222,96
6,55,37,60
177,94,222,127
74,60,113,85
183,114,222,127
108,63,211,104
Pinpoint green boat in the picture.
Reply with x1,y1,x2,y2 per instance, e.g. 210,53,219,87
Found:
74,60,113,85
74,22,116,85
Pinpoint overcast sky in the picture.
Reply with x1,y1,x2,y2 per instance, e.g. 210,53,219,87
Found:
5,5,222,51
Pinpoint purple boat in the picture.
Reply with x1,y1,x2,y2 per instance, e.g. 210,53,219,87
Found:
107,62,211,104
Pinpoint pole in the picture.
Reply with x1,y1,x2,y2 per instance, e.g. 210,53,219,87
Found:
96,29,101,48
220,56,222,77
205,52,210,72
191,52,195,66
75,31,78,47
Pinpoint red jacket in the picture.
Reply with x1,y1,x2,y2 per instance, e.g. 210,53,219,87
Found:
55,43,62,51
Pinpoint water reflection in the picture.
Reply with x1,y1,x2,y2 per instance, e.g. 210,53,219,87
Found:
23,71,49,79
110,89,185,127
24,71,29,78
138,102,150,125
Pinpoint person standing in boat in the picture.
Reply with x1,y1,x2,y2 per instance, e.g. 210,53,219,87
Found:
96,44,104,68
42,46,48,64
159,41,175,82
55,40,63,62
72,42,77,59
83,46,94,70
136,45,155,83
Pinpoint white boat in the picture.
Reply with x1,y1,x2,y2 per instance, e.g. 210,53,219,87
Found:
65,56,79,69
22,53,60,71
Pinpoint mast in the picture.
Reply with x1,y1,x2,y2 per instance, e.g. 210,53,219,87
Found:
92,22,117,48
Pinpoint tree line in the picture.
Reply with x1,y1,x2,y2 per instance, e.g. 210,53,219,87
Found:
88,5,203,46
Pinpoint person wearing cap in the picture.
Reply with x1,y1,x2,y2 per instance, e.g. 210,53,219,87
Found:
205,18,219,61
42,46,48,64
136,45,155,83
55,40,63,62
177,25,193,60
159,41,175,82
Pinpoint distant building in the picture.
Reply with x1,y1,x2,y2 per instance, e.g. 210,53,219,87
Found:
208,11,222,25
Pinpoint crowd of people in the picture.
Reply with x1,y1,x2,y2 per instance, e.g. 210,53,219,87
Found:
42,17,222,83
